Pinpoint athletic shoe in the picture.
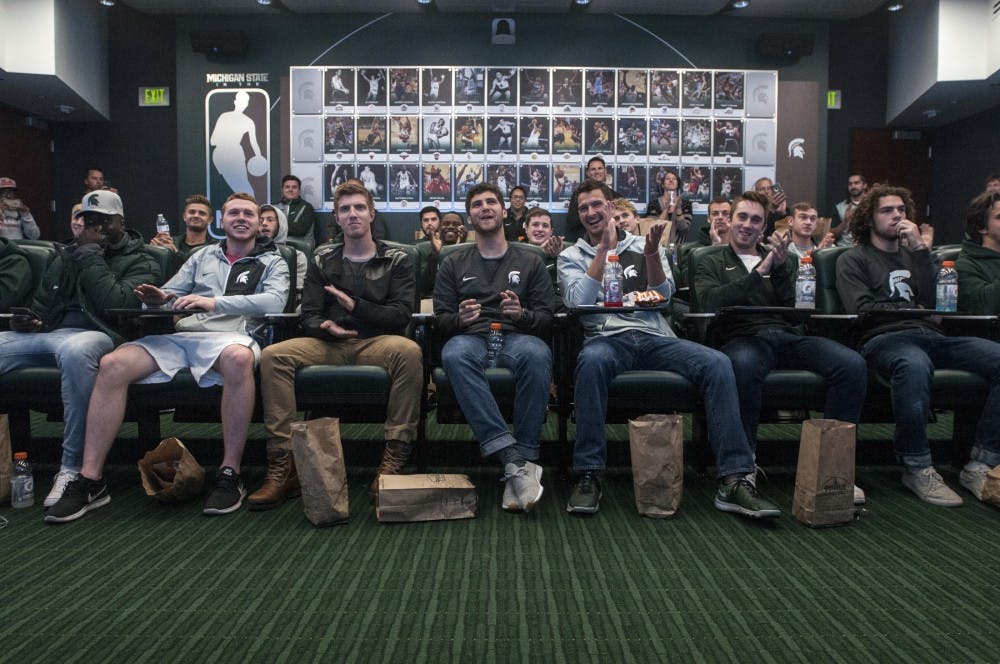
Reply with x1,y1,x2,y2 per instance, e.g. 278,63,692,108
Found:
203,466,247,515
902,466,963,507
566,472,602,514
44,476,110,523
959,463,990,501
503,461,543,512
501,480,520,512
853,484,866,506
44,469,79,508
714,476,781,519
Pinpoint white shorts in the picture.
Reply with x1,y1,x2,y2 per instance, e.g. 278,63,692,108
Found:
126,332,260,387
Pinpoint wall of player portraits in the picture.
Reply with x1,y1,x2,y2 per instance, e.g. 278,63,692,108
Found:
287,66,778,213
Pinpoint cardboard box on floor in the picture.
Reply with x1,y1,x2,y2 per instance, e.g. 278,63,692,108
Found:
793,419,856,527
377,474,477,523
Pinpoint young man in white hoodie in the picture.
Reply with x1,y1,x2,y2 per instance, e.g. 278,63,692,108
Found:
259,202,308,303
557,181,779,519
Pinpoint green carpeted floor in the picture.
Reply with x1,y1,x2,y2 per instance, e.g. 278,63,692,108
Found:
2,413,999,662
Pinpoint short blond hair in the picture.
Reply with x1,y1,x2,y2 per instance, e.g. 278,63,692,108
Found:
611,198,636,215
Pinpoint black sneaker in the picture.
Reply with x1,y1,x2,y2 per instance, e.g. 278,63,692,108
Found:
44,475,110,524
566,472,602,514
714,476,780,519
203,466,246,516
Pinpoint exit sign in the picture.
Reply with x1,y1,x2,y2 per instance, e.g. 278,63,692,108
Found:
138,87,171,107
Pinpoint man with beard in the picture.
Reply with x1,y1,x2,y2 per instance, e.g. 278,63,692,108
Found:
434,183,554,513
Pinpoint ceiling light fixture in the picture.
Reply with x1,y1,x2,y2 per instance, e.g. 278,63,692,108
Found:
98,0,115,6
256,0,272,5
575,0,591,5
416,0,432,5
887,2,903,11
731,0,750,8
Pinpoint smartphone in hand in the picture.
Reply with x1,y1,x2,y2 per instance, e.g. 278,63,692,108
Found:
10,307,40,321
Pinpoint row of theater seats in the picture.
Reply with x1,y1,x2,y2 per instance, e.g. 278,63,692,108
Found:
0,238,991,470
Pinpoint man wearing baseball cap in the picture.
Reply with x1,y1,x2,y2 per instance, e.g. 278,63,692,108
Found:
0,189,160,507
0,177,40,240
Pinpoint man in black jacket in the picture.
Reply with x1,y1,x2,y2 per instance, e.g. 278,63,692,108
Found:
254,181,422,507
695,190,867,502
0,191,159,508
837,184,1000,507
434,183,554,513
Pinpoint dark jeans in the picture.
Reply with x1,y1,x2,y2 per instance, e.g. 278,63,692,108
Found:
573,330,754,480
721,328,867,450
860,327,1000,468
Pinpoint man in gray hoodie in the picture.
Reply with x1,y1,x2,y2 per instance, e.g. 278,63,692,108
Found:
557,180,779,519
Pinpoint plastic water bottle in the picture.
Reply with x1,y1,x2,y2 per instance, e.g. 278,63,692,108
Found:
795,255,816,309
155,213,170,235
604,253,624,307
10,451,34,508
486,322,504,368
936,260,958,312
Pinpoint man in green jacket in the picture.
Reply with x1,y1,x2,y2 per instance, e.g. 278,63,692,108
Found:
957,191,1000,314
0,190,160,507
694,190,867,503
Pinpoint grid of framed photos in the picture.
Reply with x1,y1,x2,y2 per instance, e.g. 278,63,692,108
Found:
288,67,778,212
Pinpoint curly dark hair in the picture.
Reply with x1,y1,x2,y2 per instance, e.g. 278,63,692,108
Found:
965,191,1000,244
464,182,504,214
848,184,915,246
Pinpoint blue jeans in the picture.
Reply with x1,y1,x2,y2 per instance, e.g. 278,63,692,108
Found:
573,330,755,479
721,328,867,449
441,332,552,460
861,327,1000,468
0,328,114,471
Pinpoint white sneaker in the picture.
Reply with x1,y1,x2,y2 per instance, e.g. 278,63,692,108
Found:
853,485,866,505
959,462,990,501
501,479,520,512
44,469,79,508
902,466,963,507
503,461,543,513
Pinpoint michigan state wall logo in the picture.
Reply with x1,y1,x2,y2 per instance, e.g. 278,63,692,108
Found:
205,88,271,238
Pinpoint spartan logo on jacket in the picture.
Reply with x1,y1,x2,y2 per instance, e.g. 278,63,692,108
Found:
617,251,649,293
888,269,913,301
226,261,266,296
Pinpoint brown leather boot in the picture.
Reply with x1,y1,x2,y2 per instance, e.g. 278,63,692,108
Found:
370,440,413,496
248,449,300,510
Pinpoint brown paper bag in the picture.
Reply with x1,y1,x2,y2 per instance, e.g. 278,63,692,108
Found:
628,414,684,518
793,419,856,527
0,415,11,504
979,466,1000,506
137,437,205,503
290,417,349,527
376,474,477,523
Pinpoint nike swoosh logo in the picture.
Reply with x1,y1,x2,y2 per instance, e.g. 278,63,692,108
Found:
462,276,476,282
725,266,737,270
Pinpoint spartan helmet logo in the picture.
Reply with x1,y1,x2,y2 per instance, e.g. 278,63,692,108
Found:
298,82,315,101
623,265,639,279
298,129,315,150
888,270,913,301
302,178,317,199
752,85,769,104
88,193,100,206
787,138,806,159
507,270,521,286
236,271,250,285
753,133,769,152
